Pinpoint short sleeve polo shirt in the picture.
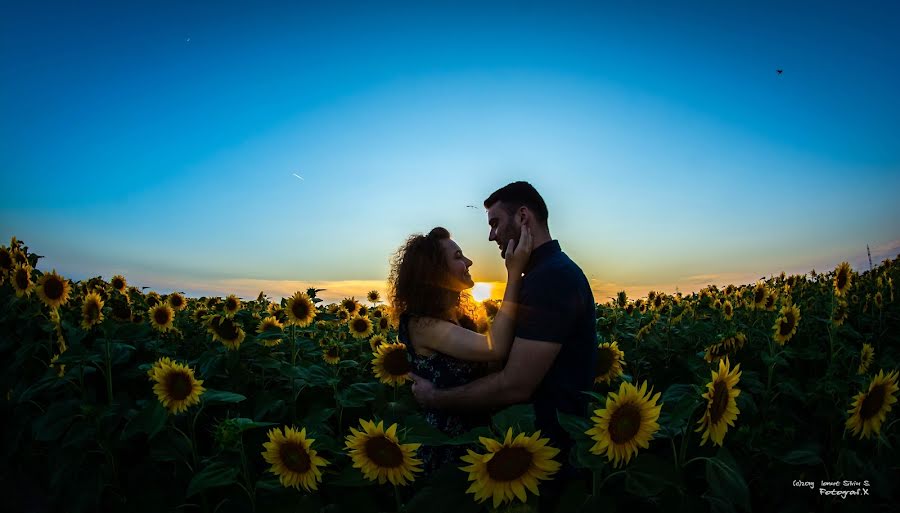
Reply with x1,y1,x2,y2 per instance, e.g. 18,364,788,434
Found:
515,240,597,457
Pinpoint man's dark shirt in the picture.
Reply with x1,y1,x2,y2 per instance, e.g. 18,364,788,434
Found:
514,239,597,471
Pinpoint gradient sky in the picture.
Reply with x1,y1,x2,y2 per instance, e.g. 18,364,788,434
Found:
2,0,899,303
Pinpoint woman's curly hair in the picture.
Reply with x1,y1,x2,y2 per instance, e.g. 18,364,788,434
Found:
388,227,478,330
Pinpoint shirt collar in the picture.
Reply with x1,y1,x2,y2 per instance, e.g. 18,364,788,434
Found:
524,240,561,275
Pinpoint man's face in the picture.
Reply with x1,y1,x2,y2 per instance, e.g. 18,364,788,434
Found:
487,202,521,259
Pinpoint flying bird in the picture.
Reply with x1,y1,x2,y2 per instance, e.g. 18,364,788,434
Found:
776,69,783,75
292,173,305,181
466,205,477,209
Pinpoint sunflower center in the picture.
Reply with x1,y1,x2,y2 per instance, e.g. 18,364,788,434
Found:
352,318,367,332
486,446,533,481
15,269,29,290
226,298,238,311
836,272,848,290
608,402,642,444
859,384,886,420
595,348,614,377
754,288,765,304
779,314,795,336
364,436,404,468
154,307,172,325
165,372,193,401
327,347,339,357
383,349,411,376
291,301,310,319
214,318,239,340
0,250,11,270
709,380,730,424
171,296,184,308
112,278,124,290
279,442,312,473
85,301,100,321
44,277,64,300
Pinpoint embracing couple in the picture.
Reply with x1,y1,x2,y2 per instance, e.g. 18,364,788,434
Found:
387,181,598,502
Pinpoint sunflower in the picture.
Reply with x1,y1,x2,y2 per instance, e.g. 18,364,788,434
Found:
208,315,246,350
832,298,849,327
341,297,360,316
647,290,656,303
585,380,662,467
858,343,875,375
369,334,387,351
223,294,241,317
722,300,734,320
695,357,742,446
459,428,561,508
193,307,209,323
81,291,105,330
150,359,205,414
318,343,340,364
344,419,423,486
149,303,175,333
764,291,778,311
146,291,161,307
846,369,899,439
0,246,12,277
616,291,627,308
11,263,33,297
834,262,852,297
109,294,132,321
874,292,883,309
335,307,351,323
110,274,127,293
36,270,71,310
371,342,411,386
348,315,374,339
147,356,175,380
262,426,329,491
257,316,284,347
624,303,635,315
367,289,381,303
377,315,391,332
652,293,664,310
772,303,801,345
168,292,187,311
286,291,316,327
594,341,626,385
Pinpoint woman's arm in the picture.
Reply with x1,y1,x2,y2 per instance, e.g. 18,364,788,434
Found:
409,275,522,361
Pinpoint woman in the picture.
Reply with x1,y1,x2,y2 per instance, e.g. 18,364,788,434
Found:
387,224,532,474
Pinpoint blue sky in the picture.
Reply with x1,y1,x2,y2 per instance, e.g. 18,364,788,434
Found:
2,1,898,302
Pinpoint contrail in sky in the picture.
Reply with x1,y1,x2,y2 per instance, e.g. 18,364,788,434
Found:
292,173,304,181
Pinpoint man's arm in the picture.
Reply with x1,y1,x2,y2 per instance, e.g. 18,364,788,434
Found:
412,337,562,412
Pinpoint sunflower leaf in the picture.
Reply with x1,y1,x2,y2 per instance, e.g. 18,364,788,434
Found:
491,403,535,433
705,447,750,512
122,400,168,439
202,389,247,404
186,461,239,497
625,453,681,497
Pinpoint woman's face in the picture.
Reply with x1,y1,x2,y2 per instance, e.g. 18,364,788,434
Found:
440,238,475,291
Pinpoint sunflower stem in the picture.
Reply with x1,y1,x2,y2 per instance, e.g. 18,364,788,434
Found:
103,325,114,404
238,438,257,513
393,485,404,512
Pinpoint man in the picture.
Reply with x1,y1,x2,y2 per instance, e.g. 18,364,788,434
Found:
411,181,597,498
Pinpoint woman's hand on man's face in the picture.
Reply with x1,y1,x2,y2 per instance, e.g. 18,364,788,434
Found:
504,223,533,276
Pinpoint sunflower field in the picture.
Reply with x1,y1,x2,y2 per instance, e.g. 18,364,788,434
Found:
1,236,898,513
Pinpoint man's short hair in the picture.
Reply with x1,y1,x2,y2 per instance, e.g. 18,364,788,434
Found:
484,181,549,225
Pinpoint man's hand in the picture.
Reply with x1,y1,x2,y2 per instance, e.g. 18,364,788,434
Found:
410,373,436,408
